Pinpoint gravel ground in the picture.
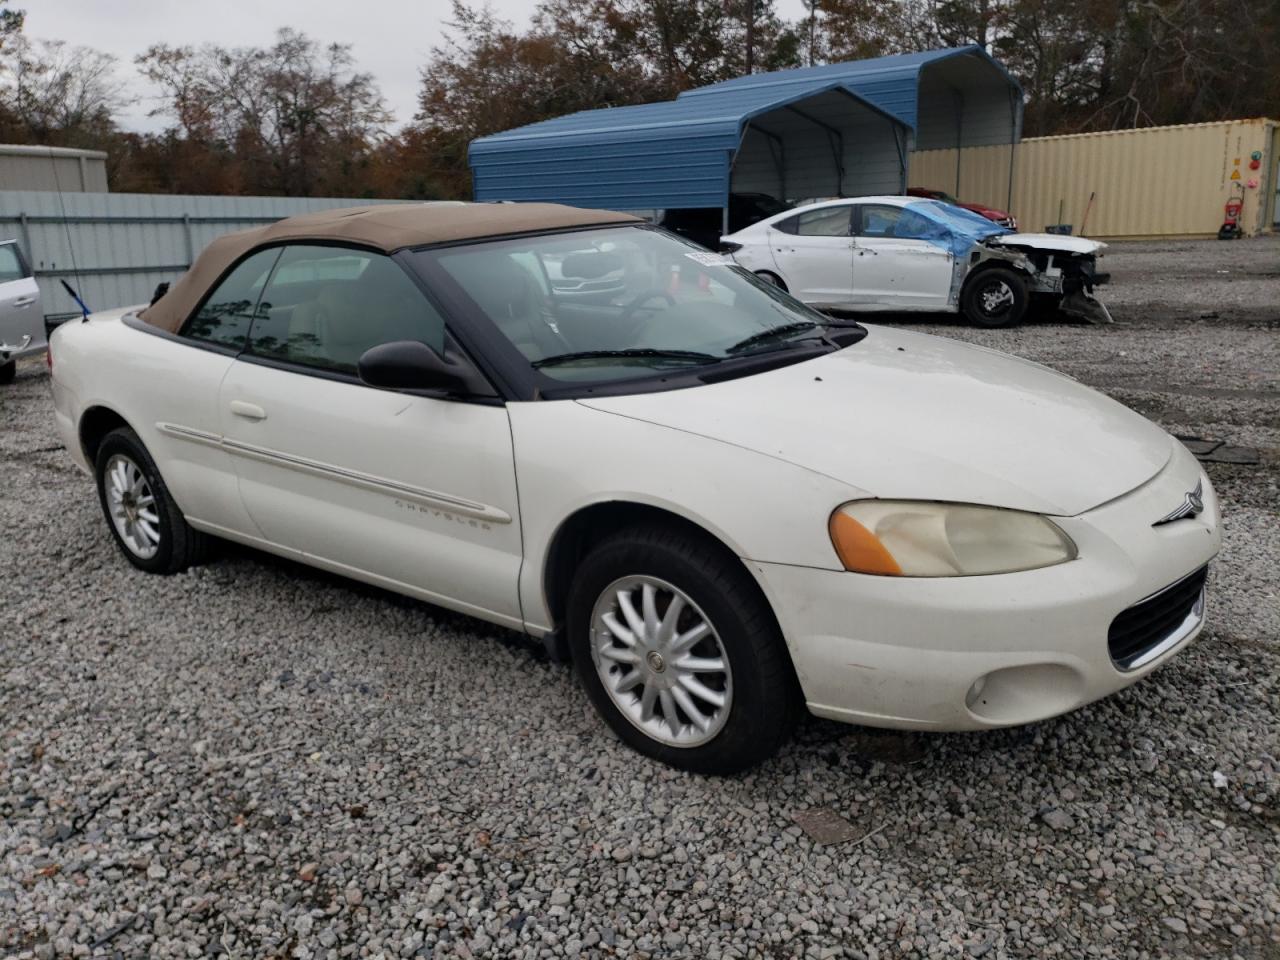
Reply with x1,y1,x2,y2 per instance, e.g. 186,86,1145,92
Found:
2,236,1277,959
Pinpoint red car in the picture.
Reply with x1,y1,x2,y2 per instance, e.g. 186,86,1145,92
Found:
907,187,1017,230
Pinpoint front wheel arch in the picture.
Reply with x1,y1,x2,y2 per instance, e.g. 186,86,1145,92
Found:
542,501,774,637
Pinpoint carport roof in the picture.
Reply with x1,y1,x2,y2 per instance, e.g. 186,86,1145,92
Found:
468,80,906,154
677,45,1022,134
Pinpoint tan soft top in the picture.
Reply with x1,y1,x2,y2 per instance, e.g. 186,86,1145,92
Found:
140,202,639,334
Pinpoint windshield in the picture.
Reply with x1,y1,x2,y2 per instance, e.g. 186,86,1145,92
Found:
423,225,838,383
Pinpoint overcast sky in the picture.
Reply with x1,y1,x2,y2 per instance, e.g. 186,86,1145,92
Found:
29,0,809,133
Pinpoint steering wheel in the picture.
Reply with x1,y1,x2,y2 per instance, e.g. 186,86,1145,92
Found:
620,289,677,322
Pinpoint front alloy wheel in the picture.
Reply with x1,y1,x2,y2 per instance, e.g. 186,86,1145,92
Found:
590,575,733,747
567,524,799,774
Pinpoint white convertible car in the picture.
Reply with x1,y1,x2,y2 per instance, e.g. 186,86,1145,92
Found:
721,195,1111,327
49,204,1219,773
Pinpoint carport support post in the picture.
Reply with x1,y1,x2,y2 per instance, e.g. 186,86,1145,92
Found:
1006,89,1020,214
894,126,908,194
723,148,733,238
954,90,964,196
18,212,32,265
182,213,194,267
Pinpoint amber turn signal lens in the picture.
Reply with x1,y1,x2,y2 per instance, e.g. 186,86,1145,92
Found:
828,510,902,576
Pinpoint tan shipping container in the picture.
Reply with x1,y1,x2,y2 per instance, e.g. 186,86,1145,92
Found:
909,118,1278,239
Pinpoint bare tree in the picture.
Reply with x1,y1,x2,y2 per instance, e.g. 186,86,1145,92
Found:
0,35,128,145
138,29,390,196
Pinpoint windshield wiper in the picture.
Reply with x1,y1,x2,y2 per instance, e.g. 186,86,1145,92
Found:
726,322,822,354
531,348,719,369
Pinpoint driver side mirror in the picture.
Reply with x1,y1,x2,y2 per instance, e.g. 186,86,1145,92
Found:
357,340,490,396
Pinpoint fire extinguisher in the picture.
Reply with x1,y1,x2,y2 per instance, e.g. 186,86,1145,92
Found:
1218,183,1245,240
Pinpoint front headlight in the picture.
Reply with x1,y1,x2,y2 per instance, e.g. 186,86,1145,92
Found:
828,500,1077,577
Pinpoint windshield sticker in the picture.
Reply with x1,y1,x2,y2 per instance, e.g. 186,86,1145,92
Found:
684,252,734,267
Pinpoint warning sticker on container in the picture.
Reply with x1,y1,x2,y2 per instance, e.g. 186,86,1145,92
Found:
684,252,734,266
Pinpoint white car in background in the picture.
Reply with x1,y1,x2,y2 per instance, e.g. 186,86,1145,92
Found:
722,196,1111,327
0,239,44,384
49,203,1218,773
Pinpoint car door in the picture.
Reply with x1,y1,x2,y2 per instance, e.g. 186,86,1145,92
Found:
149,246,283,535
218,243,524,627
851,204,954,309
0,241,43,358
766,205,855,306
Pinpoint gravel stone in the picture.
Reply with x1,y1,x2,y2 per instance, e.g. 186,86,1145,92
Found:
1040,808,1076,831
1,236,1277,959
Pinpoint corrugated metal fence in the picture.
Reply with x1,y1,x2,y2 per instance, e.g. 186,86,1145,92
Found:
908,118,1278,238
0,191,400,323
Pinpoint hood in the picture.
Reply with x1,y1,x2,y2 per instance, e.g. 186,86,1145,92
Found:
578,326,1171,517
989,233,1105,255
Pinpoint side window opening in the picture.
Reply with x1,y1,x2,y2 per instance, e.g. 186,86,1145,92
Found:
0,243,28,283
245,244,447,376
857,204,943,240
772,215,800,235
795,206,851,237
180,247,282,350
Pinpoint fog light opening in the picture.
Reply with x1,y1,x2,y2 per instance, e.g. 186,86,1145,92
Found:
965,675,989,710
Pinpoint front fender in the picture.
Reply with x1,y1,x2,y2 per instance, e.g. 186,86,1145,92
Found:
508,399,865,632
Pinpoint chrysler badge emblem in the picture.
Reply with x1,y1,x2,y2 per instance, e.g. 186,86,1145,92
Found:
1152,480,1204,527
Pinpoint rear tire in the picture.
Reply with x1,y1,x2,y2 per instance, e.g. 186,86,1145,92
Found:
0,359,15,384
95,427,209,574
961,267,1029,328
755,270,787,292
566,523,799,774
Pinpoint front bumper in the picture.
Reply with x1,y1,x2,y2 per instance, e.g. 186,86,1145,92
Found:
751,442,1221,730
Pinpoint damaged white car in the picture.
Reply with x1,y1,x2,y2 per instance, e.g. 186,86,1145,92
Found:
721,195,1110,327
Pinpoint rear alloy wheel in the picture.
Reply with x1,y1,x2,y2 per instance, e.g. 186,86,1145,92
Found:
567,524,799,774
961,267,1029,328
95,427,209,574
104,454,162,560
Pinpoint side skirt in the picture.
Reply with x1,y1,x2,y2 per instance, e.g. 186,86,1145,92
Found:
186,517,529,634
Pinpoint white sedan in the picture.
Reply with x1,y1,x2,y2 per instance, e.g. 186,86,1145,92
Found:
49,203,1219,773
722,195,1111,326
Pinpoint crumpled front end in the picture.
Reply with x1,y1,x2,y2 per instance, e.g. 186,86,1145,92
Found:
970,238,1114,323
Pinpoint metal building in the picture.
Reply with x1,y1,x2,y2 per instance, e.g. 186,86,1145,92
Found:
469,46,1022,223
0,145,109,193
0,190,406,324
909,117,1279,238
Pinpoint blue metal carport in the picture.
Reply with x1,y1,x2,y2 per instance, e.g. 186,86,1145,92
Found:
468,83,909,217
469,45,1021,220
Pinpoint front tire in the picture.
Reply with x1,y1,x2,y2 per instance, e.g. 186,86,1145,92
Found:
95,427,209,574
0,359,15,385
567,524,799,774
961,267,1029,327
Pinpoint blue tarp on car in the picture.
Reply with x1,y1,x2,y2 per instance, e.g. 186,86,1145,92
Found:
899,199,1011,258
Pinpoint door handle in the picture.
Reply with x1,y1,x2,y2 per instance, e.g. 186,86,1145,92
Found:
11,296,35,307
229,400,267,421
